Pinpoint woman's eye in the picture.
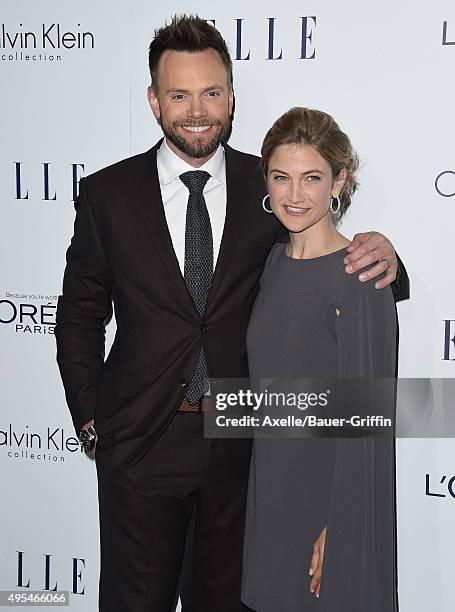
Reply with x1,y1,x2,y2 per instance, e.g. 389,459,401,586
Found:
273,175,288,181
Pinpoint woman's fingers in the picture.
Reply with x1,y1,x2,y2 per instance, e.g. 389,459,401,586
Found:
310,564,321,595
309,540,319,577
309,527,327,597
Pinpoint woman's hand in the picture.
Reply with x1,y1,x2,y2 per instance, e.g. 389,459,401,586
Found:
309,526,327,598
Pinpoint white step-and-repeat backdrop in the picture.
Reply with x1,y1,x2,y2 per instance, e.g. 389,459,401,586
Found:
1,1,454,610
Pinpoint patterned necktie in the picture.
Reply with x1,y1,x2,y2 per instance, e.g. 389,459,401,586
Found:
179,170,212,404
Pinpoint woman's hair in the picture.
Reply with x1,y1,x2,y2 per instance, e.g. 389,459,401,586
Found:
261,107,359,221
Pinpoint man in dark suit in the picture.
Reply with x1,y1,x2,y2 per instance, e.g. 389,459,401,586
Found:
55,15,408,612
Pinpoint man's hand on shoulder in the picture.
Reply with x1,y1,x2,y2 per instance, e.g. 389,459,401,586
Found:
343,231,397,290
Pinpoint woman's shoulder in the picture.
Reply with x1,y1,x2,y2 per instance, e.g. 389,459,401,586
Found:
264,241,287,267
339,262,395,311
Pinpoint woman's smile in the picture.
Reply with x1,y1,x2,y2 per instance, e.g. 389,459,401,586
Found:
283,205,311,216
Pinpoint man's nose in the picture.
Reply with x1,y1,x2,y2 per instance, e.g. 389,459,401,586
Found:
188,96,207,118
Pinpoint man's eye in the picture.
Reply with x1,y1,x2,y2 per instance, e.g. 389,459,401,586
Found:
207,91,221,97
172,94,185,101
307,175,320,181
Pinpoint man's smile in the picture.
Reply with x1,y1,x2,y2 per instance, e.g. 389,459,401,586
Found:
181,124,212,133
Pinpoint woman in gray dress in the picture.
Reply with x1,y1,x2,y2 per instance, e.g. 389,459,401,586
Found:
241,108,398,611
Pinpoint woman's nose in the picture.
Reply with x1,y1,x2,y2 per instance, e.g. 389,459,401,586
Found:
288,182,305,204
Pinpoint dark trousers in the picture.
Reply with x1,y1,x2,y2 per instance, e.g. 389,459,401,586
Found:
96,412,249,612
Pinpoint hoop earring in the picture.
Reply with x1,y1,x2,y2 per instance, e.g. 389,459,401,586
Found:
330,195,341,214
262,194,274,214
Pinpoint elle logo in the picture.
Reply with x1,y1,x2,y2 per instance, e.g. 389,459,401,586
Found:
16,552,86,594
208,16,317,60
443,320,455,361
14,162,84,203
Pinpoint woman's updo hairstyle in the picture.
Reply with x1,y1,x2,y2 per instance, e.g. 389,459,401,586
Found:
261,107,359,222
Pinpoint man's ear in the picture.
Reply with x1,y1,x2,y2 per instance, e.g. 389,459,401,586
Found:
147,85,160,120
228,85,234,118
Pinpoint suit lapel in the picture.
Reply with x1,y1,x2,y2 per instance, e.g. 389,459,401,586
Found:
205,144,249,312
128,141,250,319
128,140,198,313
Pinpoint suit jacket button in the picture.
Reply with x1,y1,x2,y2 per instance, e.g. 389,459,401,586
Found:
179,377,188,387
201,323,209,333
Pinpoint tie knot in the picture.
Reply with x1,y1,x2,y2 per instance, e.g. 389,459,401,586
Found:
179,170,211,195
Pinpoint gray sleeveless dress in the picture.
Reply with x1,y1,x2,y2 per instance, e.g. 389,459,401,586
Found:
241,243,398,612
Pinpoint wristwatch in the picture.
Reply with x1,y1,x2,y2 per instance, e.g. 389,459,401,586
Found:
79,425,97,453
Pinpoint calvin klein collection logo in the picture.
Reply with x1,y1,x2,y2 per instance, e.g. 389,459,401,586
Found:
1,423,83,463
0,23,95,62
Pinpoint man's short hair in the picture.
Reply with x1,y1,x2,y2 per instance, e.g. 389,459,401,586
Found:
149,14,233,89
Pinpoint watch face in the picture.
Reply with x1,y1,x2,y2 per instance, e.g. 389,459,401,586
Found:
80,428,96,452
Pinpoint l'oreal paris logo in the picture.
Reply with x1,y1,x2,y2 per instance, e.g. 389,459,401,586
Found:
0,292,57,335
426,473,455,499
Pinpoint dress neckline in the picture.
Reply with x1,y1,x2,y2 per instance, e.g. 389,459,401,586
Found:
279,242,349,263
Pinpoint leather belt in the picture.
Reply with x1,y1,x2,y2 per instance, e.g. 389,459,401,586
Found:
178,397,213,412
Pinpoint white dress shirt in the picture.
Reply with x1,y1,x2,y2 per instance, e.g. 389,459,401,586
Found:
156,138,227,274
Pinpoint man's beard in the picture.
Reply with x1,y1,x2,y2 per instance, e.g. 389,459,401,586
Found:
161,116,231,159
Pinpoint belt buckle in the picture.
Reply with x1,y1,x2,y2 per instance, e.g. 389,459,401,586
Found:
179,397,213,412
179,398,202,412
